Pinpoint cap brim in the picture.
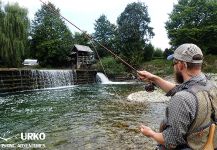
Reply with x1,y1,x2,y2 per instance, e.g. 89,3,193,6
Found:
167,54,174,60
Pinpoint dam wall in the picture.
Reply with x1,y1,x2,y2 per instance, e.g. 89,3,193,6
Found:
0,69,97,93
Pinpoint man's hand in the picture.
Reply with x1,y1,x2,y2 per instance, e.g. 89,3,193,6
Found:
137,70,176,93
137,71,157,82
140,125,155,138
140,124,165,145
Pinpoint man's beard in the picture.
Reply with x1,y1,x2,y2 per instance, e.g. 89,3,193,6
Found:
175,71,184,84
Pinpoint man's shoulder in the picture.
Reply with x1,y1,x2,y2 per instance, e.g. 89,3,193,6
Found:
170,90,197,105
174,90,196,99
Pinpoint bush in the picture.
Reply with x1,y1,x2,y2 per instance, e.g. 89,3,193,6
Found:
142,59,173,76
96,56,127,76
153,48,163,58
203,55,217,73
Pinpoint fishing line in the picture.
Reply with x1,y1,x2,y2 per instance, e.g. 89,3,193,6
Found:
39,0,156,92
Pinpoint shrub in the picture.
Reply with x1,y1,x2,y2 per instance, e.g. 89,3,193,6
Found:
96,56,127,76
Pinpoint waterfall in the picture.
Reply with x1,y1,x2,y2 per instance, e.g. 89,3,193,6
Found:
31,70,74,88
0,69,98,93
96,72,112,84
96,72,136,85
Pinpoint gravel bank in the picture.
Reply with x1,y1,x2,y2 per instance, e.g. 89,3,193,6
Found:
128,73,216,103
127,90,170,103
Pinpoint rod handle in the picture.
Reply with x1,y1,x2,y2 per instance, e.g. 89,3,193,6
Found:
203,123,216,150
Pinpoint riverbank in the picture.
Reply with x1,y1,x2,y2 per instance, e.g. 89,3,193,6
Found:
108,55,217,82
142,55,217,76
128,73,217,103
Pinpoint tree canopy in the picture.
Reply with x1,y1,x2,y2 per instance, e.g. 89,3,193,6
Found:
93,14,117,58
73,32,90,46
0,2,29,67
117,2,154,67
166,0,217,54
30,2,73,67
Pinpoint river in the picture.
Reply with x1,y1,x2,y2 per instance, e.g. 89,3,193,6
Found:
0,83,167,150
0,73,216,149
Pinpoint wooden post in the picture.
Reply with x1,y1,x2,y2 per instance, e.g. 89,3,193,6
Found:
76,50,78,69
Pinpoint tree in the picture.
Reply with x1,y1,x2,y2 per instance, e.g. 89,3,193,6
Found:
73,32,90,46
0,1,4,65
30,2,73,67
117,2,154,67
0,2,29,67
93,14,117,58
163,48,173,59
144,43,154,61
166,0,217,54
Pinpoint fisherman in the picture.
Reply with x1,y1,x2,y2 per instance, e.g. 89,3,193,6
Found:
137,43,217,149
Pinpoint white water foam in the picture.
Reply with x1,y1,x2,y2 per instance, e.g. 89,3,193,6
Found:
96,72,136,85
96,72,112,84
31,69,74,88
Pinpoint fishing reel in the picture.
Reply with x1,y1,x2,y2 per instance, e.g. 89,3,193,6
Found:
144,82,156,92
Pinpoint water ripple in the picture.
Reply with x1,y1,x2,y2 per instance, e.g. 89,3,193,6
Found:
0,84,166,149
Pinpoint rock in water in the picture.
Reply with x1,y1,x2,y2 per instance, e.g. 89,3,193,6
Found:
127,90,170,103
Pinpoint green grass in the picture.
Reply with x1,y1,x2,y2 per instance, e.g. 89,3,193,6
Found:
203,55,217,73
142,55,217,76
142,58,173,76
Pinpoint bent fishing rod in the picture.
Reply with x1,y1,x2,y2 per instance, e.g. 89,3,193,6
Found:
39,0,156,92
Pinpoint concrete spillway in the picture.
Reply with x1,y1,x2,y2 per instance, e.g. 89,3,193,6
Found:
0,69,97,93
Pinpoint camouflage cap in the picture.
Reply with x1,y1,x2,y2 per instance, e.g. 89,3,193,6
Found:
167,43,203,63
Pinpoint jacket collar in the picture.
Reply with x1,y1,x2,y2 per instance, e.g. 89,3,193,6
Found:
166,73,207,96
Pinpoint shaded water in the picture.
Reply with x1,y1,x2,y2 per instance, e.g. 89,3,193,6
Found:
0,84,166,150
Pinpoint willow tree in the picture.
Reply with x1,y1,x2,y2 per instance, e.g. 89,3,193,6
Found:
0,2,29,67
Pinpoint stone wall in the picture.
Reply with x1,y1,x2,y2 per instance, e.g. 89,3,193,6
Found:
0,69,36,93
74,70,97,84
0,68,97,93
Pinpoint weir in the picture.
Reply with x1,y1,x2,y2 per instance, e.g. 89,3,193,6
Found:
31,70,74,88
0,69,97,93
96,72,112,84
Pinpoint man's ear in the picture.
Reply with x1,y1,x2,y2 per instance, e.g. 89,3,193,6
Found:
183,62,188,69
178,62,186,71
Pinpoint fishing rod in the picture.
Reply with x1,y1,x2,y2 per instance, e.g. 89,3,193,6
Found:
39,0,156,92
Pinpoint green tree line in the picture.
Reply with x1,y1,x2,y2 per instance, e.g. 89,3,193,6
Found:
166,0,217,54
0,0,216,69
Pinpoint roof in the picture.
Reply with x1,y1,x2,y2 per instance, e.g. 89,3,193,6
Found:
22,59,38,66
73,44,93,53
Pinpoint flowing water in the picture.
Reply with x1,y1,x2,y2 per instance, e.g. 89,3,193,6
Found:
96,73,112,84
1,73,216,150
31,69,74,88
0,83,166,150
